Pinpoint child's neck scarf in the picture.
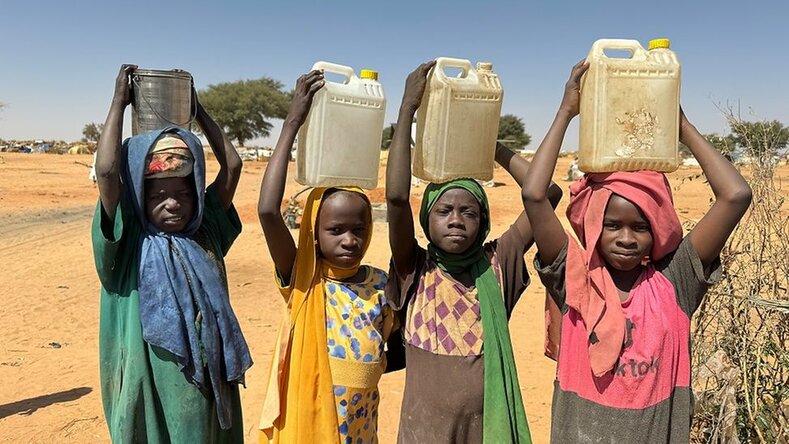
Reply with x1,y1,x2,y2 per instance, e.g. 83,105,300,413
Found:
122,127,252,430
259,187,372,443
420,179,531,444
561,171,683,377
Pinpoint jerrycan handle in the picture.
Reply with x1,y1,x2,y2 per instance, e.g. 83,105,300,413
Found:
311,61,357,84
590,39,648,61
434,57,478,83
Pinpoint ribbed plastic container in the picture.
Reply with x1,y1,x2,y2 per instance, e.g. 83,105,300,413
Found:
131,69,194,135
414,58,503,183
296,62,386,189
578,39,681,173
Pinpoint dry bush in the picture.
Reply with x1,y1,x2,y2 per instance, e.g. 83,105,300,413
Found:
691,108,789,443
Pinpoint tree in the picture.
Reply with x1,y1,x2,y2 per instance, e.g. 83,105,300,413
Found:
82,122,104,143
381,117,416,150
381,124,395,149
198,77,290,146
704,133,737,159
497,114,531,150
729,120,789,160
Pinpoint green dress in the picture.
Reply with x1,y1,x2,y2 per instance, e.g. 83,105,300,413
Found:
92,184,244,443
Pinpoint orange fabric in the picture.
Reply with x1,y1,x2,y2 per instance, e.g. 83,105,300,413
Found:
544,291,562,360
258,187,372,444
549,171,682,376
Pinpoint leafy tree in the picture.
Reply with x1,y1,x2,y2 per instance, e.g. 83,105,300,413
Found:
198,77,290,146
381,117,416,150
729,120,789,160
82,122,104,143
497,114,531,150
704,133,737,159
381,124,395,149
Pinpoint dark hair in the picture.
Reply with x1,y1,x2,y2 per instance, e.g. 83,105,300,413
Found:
322,188,371,207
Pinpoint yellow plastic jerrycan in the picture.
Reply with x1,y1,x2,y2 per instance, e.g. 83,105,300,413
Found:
296,62,386,189
414,58,503,183
578,38,681,173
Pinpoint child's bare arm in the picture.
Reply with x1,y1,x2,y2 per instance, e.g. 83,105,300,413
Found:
386,61,434,279
95,64,136,220
522,60,588,265
194,95,242,210
683,109,752,267
258,70,324,283
495,142,562,250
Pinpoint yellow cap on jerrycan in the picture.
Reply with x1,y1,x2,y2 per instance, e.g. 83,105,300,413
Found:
360,69,378,80
648,38,671,50
296,61,386,189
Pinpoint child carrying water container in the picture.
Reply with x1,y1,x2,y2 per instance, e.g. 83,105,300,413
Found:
92,64,251,443
257,70,399,444
385,61,562,444
521,60,752,443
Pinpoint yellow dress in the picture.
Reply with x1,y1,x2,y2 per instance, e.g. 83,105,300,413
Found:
324,266,390,443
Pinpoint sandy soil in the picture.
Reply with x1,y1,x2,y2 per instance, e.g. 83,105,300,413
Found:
0,152,778,443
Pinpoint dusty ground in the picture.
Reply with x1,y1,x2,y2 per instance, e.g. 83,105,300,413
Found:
0,152,779,443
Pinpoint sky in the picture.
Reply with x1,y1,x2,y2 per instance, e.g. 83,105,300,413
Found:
1,0,786,151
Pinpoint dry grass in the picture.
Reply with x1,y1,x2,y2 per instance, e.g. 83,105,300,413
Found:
691,110,789,443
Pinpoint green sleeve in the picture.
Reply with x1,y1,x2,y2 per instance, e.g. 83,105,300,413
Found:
91,197,138,292
200,183,243,257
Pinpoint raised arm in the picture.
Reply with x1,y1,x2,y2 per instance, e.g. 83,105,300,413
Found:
258,70,324,283
194,94,242,210
495,142,563,251
682,109,752,267
95,64,137,219
386,61,435,278
521,60,588,265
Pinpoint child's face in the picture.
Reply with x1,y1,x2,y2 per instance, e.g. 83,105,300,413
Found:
597,194,653,271
144,176,196,233
428,188,481,254
316,191,371,268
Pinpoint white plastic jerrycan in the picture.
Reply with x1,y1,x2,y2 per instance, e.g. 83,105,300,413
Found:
296,62,386,189
579,38,681,173
414,58,503,183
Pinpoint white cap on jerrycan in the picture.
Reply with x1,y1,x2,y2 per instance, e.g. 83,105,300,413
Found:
296,61,386,189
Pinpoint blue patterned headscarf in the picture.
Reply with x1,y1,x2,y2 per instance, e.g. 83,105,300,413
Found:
122,126,252,429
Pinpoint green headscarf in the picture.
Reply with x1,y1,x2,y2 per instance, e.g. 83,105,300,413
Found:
419,179,532,444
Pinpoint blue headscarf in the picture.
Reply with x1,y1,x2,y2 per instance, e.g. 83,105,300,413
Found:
122,126,252,429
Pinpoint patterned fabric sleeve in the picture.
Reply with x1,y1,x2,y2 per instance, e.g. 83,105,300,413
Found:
385,242,427,311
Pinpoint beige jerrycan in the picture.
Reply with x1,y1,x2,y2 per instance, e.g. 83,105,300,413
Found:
414,58,503,183
296,61,386,189
578,39,681,173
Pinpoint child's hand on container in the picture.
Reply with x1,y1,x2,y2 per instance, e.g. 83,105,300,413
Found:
401,61,436,114
113,64,137,107
559,59,589,118
285,70,325,127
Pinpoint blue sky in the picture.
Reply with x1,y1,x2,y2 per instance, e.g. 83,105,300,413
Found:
1,0,786,150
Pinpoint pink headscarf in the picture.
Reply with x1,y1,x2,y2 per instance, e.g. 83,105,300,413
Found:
552,171,683,377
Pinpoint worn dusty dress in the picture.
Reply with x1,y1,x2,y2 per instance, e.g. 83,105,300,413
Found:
387,226,530,443
92,185,244,443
